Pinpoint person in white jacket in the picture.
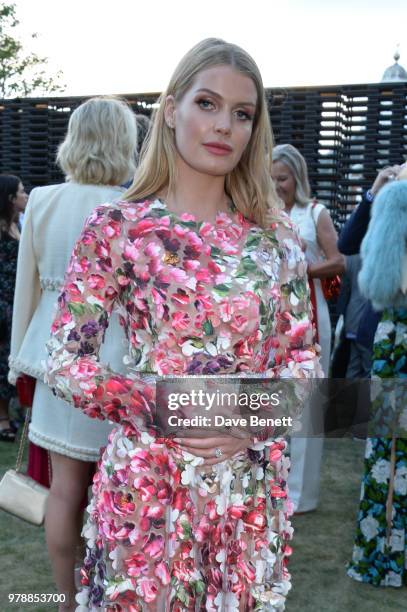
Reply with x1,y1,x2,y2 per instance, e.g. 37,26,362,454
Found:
9,97,137,611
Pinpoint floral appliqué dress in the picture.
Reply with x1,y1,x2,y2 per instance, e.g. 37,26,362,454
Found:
46,199,321,611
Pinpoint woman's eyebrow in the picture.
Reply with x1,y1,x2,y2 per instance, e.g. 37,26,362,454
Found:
194,88,256,107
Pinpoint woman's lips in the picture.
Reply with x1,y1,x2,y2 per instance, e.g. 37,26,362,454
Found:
203,143,233,156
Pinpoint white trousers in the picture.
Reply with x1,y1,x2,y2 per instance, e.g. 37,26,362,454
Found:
288,282,330,512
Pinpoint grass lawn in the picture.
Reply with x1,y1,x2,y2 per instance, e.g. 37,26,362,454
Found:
0,436,405,611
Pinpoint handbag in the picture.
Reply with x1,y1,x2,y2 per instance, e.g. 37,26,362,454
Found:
0,408,50,525
16,373,37,407
320,275,341,301
311,201,341,301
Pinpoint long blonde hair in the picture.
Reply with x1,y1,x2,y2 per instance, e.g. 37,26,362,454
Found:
124,38,279,227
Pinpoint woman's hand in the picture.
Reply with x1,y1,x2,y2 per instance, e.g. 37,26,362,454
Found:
174,434,251,467
370,165,401,196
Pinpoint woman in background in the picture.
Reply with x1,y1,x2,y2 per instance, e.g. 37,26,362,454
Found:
348,165,407,588
0,174,28,441
272,144,345,513
9,97,137,610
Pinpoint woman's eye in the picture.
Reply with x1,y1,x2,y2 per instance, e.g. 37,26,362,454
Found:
236,110,253,121
197,98,215,110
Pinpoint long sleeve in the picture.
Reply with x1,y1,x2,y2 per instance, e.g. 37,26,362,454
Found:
338,194,372,255
247,216,322,443
266,217,322,380
46,204,155,436
8,196,42,383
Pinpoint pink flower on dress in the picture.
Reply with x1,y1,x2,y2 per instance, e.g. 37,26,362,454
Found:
129,449,152,473
125,553,149,577
199,221,213,237
237,560,256,582
173,223,188,238
287,320,311,341
144,242,162,258
171,312,191,331
102,220,121,238
145,504,165,519
136,577,158,603
142,533,165,559
156,480,172,504
133,475,156,502
243,510,266,532
102,491,136,517
69,358,99,380
128,218,156,238
184,259,200,271
154,561,171,586
196,268,213,283
230,314,249,333
167,268,188,283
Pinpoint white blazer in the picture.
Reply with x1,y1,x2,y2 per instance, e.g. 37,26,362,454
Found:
9,182,128,384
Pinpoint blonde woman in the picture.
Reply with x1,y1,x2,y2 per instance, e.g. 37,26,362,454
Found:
9,97,137,611
271,144,345,514
47,40,321,610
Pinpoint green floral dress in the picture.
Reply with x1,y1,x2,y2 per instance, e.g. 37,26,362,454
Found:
347,308,407,587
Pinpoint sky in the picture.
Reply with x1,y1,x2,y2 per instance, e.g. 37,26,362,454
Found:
11,0,407,96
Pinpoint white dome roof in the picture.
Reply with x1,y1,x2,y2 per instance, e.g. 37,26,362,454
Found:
382,50,407,82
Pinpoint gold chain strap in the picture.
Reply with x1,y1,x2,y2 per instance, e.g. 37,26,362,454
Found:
15,408,31,473
14,408,53,484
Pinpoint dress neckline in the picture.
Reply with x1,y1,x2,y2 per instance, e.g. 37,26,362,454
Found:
153,197,238,227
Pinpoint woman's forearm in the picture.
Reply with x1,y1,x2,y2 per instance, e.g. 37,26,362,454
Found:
308,255,345,279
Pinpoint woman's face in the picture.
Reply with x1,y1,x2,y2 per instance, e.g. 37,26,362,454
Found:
166,65,257,177
271,161,296,208
12,182,28,213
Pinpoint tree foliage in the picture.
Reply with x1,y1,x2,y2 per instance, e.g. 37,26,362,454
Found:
0,2,64,98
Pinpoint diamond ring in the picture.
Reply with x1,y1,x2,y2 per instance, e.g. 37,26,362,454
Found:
214,447,223,458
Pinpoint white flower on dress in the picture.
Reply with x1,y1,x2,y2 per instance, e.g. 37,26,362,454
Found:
255,559,266,582
215,493,228,516
371,458,390,484
398,408,407,432
214,591,240,611
106,578,135,597
352,545,365,563
365,439,373,458
384,571,403,587
360,515,380,541
82,517,98,548
389,529,405,552
394,323,407,346
394,465,407,495
75,587,90,609
271,580,291,597
255,466,265,480
215,548,226,572
260,545,277,565
374,320,395,343
116,436,134,458
181,464,197,486
109,546,121,570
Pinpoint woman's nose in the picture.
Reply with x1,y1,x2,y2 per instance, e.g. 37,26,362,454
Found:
214,112,232,135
